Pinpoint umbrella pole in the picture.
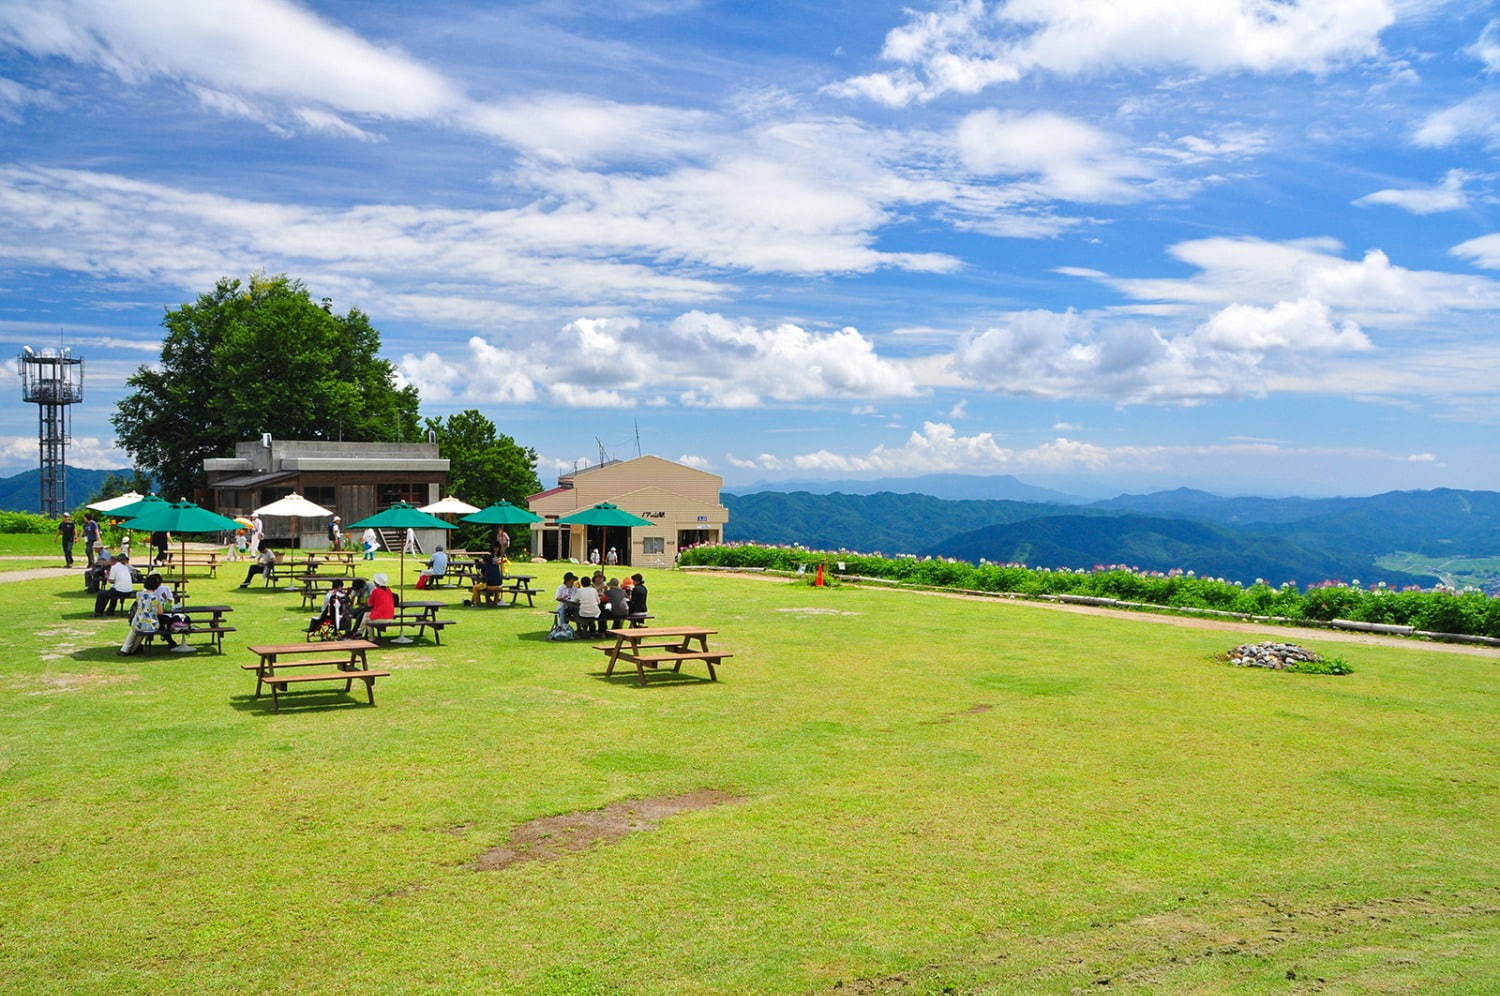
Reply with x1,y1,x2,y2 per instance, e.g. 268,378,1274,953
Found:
171,535,196,652
392,546,413,643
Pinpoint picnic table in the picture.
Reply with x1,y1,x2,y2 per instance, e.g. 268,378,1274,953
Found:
594,626,732,686
173,603,235,653
366,599,456,645
243,639,385,712
161,551,219,577
295,575,342,610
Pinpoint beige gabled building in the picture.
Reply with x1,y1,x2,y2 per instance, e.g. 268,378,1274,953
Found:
526,455,728,568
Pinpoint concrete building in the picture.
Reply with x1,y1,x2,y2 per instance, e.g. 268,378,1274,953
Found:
204,438,449,548
527,455,728,568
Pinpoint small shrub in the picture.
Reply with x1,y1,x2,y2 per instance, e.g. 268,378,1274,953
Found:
1288,656,1354,675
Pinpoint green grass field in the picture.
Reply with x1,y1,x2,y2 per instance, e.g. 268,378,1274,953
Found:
1,556,1496,993
1379,551,1500,594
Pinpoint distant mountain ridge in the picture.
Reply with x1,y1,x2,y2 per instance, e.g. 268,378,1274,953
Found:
732,473,1087,504
0,466,137,513
722,486,1500,588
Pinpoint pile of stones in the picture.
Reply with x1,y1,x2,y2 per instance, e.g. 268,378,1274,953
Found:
1227,642,1322,670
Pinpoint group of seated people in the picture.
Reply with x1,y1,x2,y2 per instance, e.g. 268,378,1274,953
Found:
118,571,186,655
554,570,647,633
304,574,399,638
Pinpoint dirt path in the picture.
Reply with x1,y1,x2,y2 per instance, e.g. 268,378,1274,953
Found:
702,570,1500,660
0,566,76,583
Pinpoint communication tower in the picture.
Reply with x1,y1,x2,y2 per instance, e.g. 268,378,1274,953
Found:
18,346,84,516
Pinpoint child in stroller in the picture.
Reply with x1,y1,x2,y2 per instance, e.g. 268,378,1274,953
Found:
307,579,353,641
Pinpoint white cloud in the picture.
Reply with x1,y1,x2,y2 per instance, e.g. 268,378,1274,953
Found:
1195,298,1371,353
0,75,57,122
831,0,1396,107
1051,420,1080,430
0,0,464,119
397,311,923,412
947,400,967,418
1407,452,1436,462
1070,236,1500,326
1354,169,1471,214
0,434,129,471
1451,232,1500,270
1470,19,1500,73
292,107,382,143
1414,91,1500,148
675,453,712,470
956,110,1154,201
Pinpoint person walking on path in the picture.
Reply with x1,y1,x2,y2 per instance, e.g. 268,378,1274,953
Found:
57,513,76,567
83,514,101,561
248,513,263,556
361,526,378,561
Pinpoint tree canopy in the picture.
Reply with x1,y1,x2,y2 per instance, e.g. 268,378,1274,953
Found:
425,409,541,549
113,275,421,499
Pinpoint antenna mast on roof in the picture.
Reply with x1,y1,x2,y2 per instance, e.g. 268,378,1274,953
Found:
634,419,641,458
595,436,610,467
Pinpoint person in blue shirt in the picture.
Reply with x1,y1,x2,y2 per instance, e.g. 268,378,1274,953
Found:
417,545,449,589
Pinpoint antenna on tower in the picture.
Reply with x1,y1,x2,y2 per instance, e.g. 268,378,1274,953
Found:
595,436,611,467
634,419,642,458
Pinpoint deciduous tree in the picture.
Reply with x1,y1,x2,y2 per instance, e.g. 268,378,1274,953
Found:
112,274,421,499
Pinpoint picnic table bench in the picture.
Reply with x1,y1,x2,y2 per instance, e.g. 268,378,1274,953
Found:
594,626,731,686
365,599,456,644
172,604,236,653
161,552,219,577
243,639,385,712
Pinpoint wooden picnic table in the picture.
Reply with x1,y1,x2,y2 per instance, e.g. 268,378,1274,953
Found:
594,626,732,686
366,599,456,644
243,639,384,712
173,603,235,653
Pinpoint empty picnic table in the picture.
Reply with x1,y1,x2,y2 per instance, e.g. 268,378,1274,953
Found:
594,626,733,686
244,639,385,712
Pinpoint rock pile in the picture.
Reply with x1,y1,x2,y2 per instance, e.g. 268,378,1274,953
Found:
1228,642,1322,670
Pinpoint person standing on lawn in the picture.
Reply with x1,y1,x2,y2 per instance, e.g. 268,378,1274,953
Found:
57,513,76,567
82,514,100,560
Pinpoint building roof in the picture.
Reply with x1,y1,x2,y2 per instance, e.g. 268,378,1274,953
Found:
206,470,298,490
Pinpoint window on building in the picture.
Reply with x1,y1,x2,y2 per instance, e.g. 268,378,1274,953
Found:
378,484,426,508
259,486,293,506
304,485,336,509
642,537,665,555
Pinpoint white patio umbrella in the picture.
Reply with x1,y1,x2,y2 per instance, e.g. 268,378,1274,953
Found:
87,491,143,513
419,496,481,515
252,492,334,558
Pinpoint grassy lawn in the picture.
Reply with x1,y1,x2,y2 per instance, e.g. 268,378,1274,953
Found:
1379,551,1500,594
1,557,1496,993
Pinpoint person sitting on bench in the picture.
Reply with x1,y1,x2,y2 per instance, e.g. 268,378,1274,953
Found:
94,554,135,616
601,577,630,630
466,554,504,605
416,545,448,589
237,546,279,588
574,572,603,634
353,573,398,636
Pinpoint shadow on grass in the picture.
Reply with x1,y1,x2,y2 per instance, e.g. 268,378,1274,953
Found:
226,691,378,715
68,643,214,663
586,669,718,689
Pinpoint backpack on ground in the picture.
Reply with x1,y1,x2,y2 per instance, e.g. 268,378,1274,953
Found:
547,620,574,641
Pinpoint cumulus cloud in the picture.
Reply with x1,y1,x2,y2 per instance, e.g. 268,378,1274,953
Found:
1354,169,1471,214
830,0,1397,107
396,311,923,412
0,434,129,471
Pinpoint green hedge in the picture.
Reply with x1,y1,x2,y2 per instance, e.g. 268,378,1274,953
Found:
677,545,1500,639
0,511,58,534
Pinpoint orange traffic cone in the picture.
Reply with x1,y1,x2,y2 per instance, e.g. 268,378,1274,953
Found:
814,563,825,587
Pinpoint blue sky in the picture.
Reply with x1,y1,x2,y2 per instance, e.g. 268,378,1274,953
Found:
0,0,1497,497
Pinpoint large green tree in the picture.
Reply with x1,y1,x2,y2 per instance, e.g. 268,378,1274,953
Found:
113,274,421,499
425,409,541,550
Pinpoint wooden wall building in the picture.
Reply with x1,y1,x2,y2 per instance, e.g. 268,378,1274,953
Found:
526,455,728,568
204,439,448,547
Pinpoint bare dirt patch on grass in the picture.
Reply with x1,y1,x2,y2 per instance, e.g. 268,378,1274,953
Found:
4,672,138,695
0,567,74,583
469,789,744,871
921,703,994,725
774,607,862,616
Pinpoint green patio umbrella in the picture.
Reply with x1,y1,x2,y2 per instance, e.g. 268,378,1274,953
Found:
345,502,457,594
119,500,244,649
557,502,653,528
102,493,166,562
557,502,653,567
461,500,542,581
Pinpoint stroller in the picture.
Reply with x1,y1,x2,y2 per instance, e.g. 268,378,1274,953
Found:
306,588,353,642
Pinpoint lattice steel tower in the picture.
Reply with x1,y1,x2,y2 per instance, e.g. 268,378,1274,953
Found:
18,347,84,516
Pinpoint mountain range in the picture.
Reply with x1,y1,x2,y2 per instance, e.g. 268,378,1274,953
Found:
0,466,135,513
722,481,1500,589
